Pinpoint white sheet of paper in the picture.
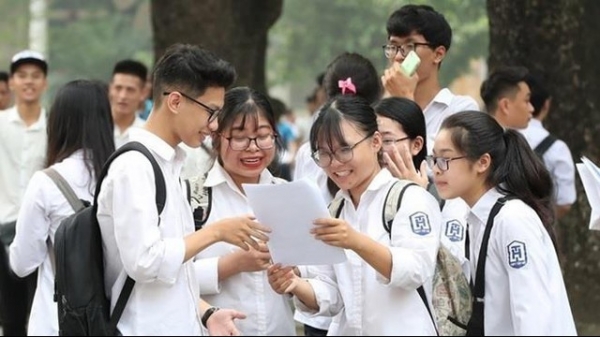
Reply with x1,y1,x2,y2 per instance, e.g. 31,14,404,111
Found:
243,179,347,266
577,158,600,230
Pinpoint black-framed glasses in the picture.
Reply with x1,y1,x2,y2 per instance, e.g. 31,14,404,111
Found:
222,134,277,151
382,136,410,148
382,42,433,59
425,155,466,172
163,91,221,123
311,134,372,168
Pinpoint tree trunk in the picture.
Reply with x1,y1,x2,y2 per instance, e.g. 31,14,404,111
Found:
151,0,282,94
487,0,600,333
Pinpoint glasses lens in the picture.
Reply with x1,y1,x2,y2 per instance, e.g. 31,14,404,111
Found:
383,45,396,58
229,137,249,151
313,151,331,168
256,135,275,149
335,147,354,164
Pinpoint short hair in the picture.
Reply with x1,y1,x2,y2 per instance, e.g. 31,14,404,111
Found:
480,66,529,114
152,43,236,106
525,71,550,117
0,71,8,83
386,4,452,51
112,59,148,84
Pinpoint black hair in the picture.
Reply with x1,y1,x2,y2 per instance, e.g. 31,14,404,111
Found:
525,71,550,118
480,66,529,114
112,59,148,85
441,111,556,247
386,4,452,51
374,97,427,169
46,80,115,192
0,71,8,83
322,52,381,104
310,95,379,196
213,86,283,168
152,43,237,106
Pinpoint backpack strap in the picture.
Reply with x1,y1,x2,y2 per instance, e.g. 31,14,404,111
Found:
466,195,516,336
533,134,557,158
92,141,166,335
327,195,345,218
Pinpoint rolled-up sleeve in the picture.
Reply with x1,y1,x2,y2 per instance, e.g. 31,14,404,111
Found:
194,256,220,294
294,265,343,318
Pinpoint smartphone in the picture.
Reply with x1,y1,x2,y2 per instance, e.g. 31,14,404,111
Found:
400,50,421,76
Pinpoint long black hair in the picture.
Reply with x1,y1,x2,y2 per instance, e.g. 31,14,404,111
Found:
45,80,115,191
441,111,556,246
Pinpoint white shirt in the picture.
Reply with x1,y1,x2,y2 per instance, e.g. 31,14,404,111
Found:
519,119,576,206
194,162,295,336
114,116,145,149
295,169,441,336
423,88,479,154
439,198,471,278
10,151,94,336
293,142,331,204
466,188,577,336
97,128,202,336
0,106,47,223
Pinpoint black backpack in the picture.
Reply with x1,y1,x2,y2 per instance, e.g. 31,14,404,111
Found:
53,141,166,336
533,134,557,160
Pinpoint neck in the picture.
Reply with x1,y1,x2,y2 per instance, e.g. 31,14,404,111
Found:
348,165,381,207
144,109,180,148
16,101,42,126
232,174,261,195
462,183,492,208
414,76,441,111
113,112,136,133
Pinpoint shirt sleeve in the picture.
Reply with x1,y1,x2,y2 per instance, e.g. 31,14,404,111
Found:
194,256,220,295
493,201,559,335
293,264,344,318
386,186,442,289
9,172,50,277
547,140,576,206
99,152,185,284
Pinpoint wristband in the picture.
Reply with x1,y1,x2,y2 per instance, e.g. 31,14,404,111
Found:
201,306,220,328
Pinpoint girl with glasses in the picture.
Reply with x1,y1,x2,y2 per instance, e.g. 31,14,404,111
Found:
268,95,441,335
432,111,576,335
191,86,296,336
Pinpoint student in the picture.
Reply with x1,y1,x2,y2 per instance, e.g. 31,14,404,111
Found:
192,86,295,335
0,71,11,110
520,71,576,220
109,59,148,148
374,97,470,262
96,44,271,336
381,4,479,154
9,80,115,336
268,95,441,336
0,49,49,336
429,111,577,335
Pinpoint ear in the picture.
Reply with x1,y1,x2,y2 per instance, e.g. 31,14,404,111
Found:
475,153,492,174
371,131,383,152
165,92,183,115
433,46,447,65
410,136,424,156
498,97,511,116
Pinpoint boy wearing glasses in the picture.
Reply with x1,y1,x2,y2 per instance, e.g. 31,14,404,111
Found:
381,4,479,154
96,44,272,336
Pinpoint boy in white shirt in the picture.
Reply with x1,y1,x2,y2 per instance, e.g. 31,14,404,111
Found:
96,44,271,336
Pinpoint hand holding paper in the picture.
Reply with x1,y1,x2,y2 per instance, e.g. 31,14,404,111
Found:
576,156,600,230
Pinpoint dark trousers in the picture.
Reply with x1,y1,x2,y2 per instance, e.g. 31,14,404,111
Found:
304,324,328,337
0,243,37,336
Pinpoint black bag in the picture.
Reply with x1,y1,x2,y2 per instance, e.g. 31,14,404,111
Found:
54,142,166,336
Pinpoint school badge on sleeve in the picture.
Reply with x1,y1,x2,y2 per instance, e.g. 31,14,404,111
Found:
444,220,464,242
410,212,431,235
507,240,528,268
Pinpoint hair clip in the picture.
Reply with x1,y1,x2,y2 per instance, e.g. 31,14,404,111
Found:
338,77,356,95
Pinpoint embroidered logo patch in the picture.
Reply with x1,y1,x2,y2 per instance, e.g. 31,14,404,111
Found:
507,240,527,268
444,220,464,242
410,212,431,235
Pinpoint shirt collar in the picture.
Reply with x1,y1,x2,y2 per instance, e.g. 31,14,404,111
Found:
128,128,186,164
427,88,453,109
528,118,543,129
337,168,393,201
204,160,275,192
8,106,47,130
467,187,505,227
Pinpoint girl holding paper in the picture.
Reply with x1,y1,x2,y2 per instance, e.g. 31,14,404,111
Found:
268,95,442,335
192,86,295,336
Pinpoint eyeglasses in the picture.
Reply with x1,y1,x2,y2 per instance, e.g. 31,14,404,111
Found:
425,155,466,171
163,91,221,123
222,134,277,151
382,42,433,59
311,134,372,168
381,136,410,148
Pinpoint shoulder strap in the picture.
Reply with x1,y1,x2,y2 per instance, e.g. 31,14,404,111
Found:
327,195,345,218
382,180,417,237
466,195,516,336
533,134,557,158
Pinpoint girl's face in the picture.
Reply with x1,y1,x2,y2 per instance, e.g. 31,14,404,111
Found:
317,119,381,199
430,128,481,203
377,115,423,158
219,112,276,187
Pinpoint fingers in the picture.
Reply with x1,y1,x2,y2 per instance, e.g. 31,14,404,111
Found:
419,160,428,180
230,310,247,320
398,143,416,172
383,152,402,178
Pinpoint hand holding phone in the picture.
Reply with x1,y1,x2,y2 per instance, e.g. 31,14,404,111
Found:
400,50,420,76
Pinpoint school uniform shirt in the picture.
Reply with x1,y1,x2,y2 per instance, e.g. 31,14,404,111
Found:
466,188,577,336
439,197,471,278
423,88,479,155
194,161,296,336
519,119,576,206
114,115,145,149
295,169,441,336
9,151,94,336
97,128,202,336
0,106,47,224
